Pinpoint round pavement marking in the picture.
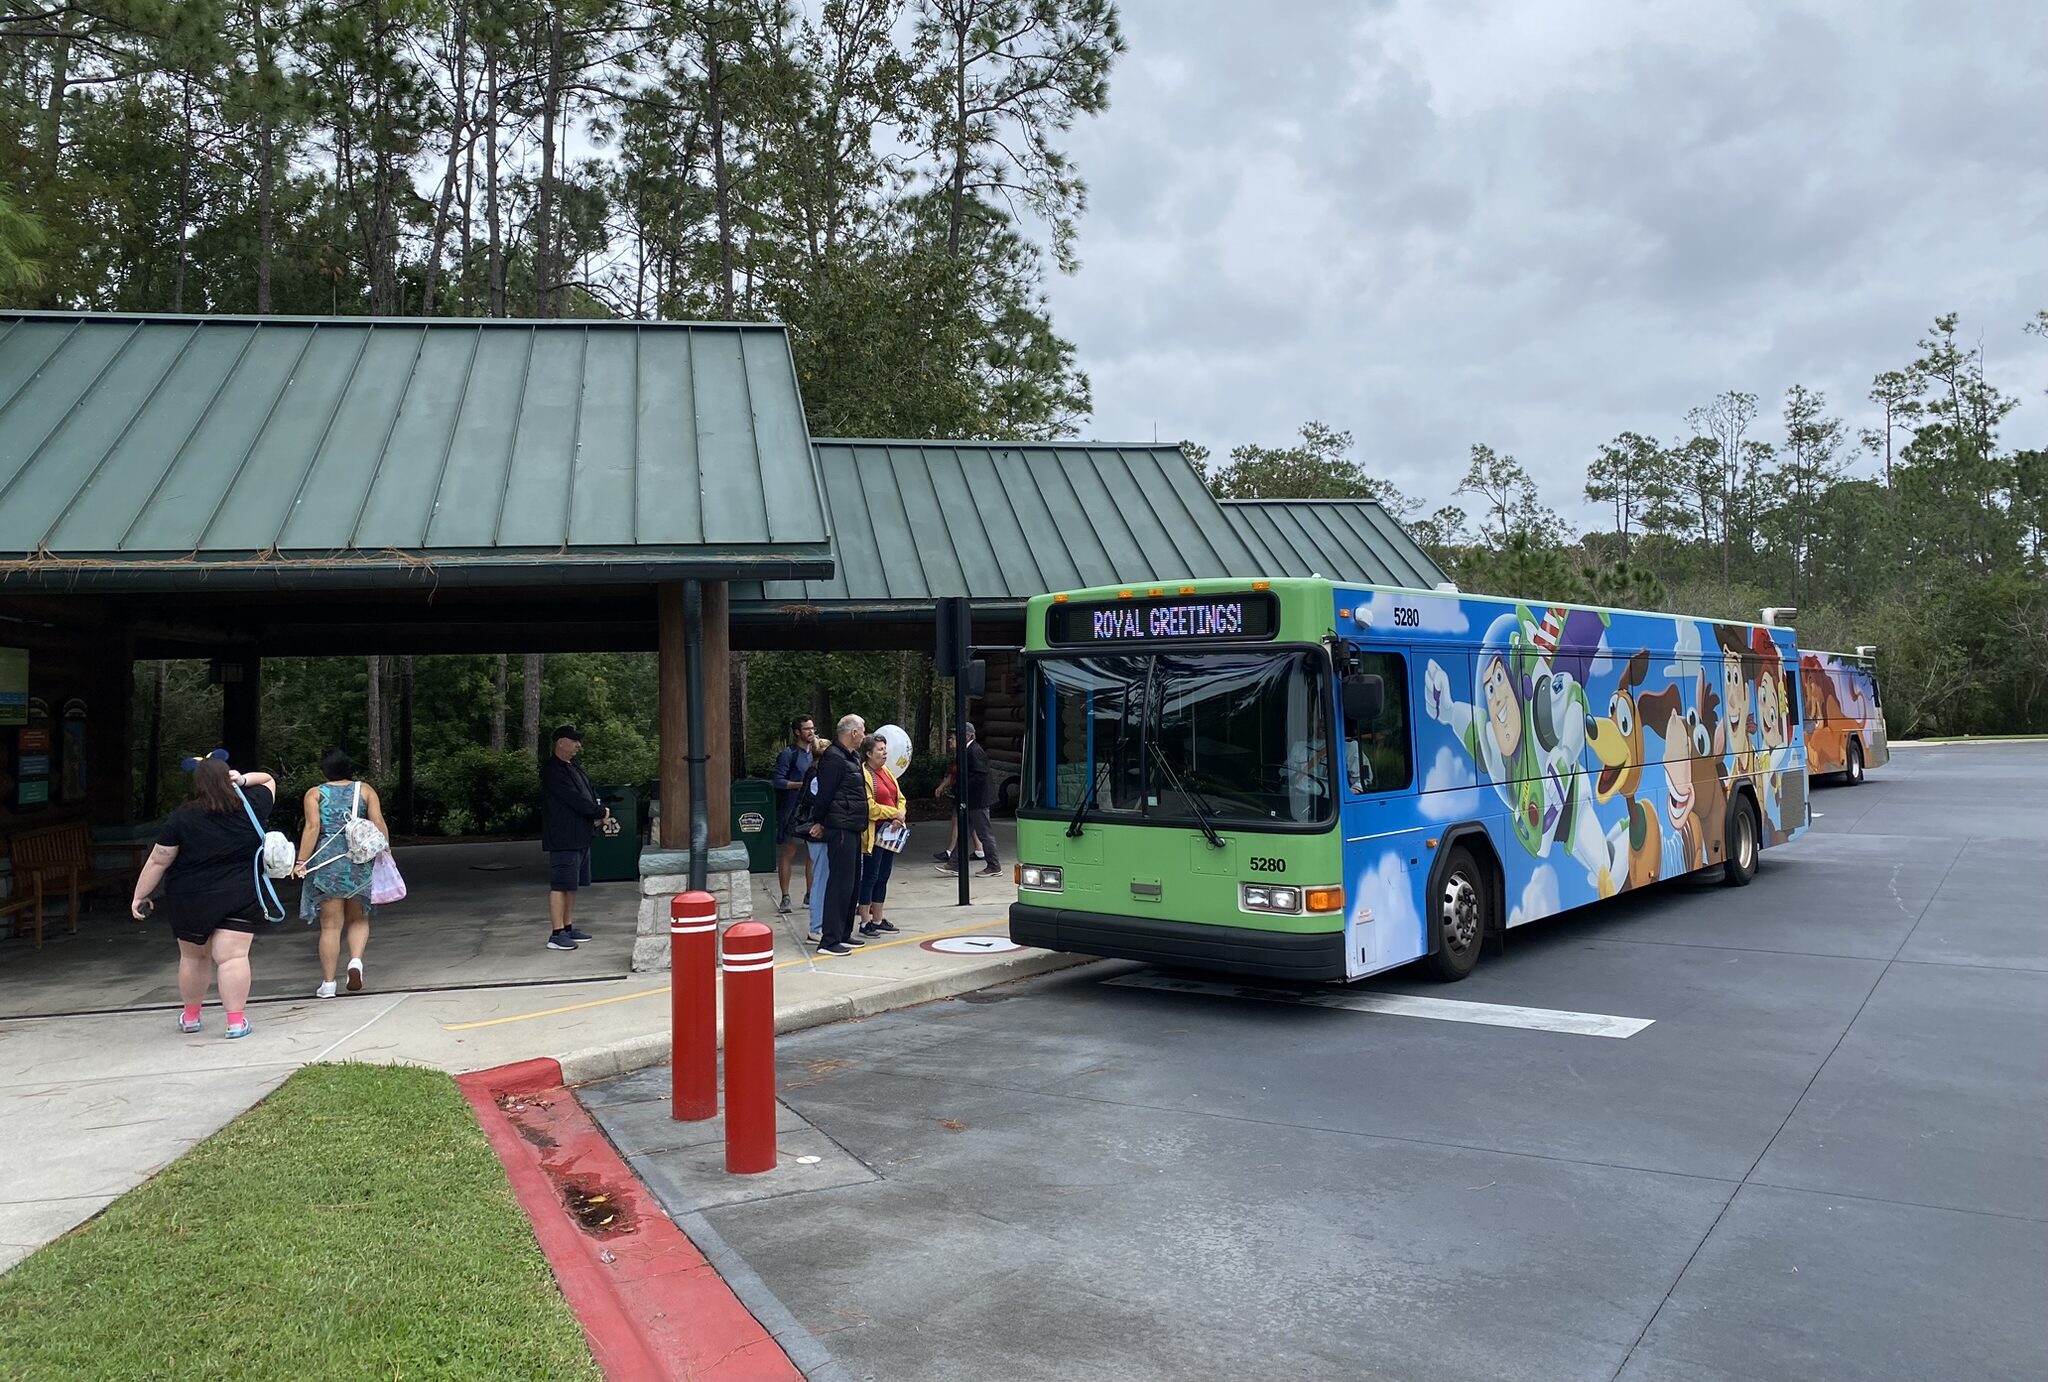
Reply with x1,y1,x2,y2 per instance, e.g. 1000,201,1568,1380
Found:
920,935,1022,955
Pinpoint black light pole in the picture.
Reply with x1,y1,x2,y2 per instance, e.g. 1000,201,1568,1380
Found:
955,632,970,908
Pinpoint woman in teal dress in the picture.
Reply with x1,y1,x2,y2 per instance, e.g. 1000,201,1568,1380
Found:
293,747,390,998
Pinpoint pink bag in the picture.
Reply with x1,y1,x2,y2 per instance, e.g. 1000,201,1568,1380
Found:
370,851,406,906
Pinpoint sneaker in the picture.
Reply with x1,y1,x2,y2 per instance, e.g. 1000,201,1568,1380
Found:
932,850,952,862
808,928,823,942
565,926,592,942
346,958,364,992
817,942,853,956
876,919,900,933
547,930,578,951
316,980,338,999
847,935,867,947
177,1015,203,1034
858,922,883,937
972,851,986,860
224,1018,252,1040
777,894,792,914
937,863,963,875
977,865,1003,878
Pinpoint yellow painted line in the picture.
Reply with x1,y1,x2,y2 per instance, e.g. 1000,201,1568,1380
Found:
441,919,1012,1031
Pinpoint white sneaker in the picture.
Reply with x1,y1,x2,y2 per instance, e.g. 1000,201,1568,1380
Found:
346,958,364,993
316,980,338,999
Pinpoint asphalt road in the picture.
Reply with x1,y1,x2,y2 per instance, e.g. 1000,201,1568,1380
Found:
680,744,2048,1381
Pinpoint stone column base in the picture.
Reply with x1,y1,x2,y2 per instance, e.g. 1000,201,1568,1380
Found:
630,844,756,973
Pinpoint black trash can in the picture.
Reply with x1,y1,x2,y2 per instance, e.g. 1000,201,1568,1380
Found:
730,779,778,874
589,785,640,882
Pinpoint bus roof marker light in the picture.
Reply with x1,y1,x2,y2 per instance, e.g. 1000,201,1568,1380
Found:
1252,581,1270,591
1178,585,1196,595
1147,587,1164,597
1117,589,1134,599
1052,593,1068,603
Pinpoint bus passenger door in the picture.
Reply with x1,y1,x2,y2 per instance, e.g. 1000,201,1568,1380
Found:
1338,647,1431,979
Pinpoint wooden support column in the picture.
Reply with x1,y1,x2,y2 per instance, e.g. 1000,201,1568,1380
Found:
658,582,734,851
220,652,262,771
658,584,688,850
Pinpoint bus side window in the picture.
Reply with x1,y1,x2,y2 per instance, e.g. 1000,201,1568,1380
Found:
1785,663,1801,728
1344,651,1413,794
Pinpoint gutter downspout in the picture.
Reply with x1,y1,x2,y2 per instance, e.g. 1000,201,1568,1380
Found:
685,577,709,891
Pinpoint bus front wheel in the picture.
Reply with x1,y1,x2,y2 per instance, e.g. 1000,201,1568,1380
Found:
1722,796,1759,887
1427,847,1488,982
1845,740,1865,785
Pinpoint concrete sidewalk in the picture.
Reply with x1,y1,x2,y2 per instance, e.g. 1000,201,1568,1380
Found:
0,838,1081,1272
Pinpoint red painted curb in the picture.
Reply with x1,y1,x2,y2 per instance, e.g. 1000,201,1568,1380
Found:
458,1062,803,1382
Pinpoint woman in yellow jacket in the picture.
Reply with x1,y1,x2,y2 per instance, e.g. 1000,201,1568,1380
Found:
857,733,907,937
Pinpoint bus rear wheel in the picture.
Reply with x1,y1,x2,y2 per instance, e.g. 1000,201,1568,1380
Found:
1722,796,1759,887
1427,847,1488,982
1845,740,1865,785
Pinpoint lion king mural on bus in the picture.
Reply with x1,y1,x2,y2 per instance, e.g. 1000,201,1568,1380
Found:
1799,649,1888,781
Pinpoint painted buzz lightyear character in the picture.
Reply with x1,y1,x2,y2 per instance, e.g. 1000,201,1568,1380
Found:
1424,609,1624,896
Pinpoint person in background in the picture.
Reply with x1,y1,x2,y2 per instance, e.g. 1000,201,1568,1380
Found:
807,713,870,956
540,724,610,952
129,755,279,1040
772,715,818,915
293,747,389,997
937,724,1002,878
930,760,985,866
857,733,906,937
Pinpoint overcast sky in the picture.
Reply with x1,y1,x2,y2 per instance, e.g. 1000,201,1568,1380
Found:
1042,0,2048,525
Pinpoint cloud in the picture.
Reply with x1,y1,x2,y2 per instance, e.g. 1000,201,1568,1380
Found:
1664,619,1703,681
1361,588,1468,633
1508,865,1561,926
1354,847,1423,959
1418,747,1483,821
1048,0,2048,524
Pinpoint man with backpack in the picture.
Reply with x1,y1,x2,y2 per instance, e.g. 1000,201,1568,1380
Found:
540,725,610,952
771,716,818,915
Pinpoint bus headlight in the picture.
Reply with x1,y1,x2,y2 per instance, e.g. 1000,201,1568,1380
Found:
1241,883,1302,914
1020,865,1063,892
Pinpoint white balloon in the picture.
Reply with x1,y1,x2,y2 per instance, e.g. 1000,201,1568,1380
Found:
876,723,913,778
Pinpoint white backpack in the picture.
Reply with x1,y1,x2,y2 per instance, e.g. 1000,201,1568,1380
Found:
341,782,388,863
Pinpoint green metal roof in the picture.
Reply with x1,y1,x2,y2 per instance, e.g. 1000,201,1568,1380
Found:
0,312,832,589
733,440,1270,615
1224,499,1447,590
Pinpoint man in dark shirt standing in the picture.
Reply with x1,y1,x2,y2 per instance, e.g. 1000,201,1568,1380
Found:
806,713,870,956
540,725,610,951
938,723,1002,878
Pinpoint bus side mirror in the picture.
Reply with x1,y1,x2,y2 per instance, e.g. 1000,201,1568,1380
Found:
1342,673,1384,728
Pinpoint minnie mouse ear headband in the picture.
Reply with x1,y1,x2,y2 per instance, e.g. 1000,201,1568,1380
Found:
179,748,232,772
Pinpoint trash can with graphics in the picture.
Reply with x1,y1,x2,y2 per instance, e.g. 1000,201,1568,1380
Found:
730,779,777,874
589,785,640,882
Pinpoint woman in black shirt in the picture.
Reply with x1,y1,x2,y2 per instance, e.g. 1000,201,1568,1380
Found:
130,755,278,1040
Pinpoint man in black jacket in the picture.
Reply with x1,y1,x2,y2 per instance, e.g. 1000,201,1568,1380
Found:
540,725,610,951
805,713,870,956
938,723,1002,878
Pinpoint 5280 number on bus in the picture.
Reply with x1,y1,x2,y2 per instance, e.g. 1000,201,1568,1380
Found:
1247,855,1288,873
1390,604,1422,628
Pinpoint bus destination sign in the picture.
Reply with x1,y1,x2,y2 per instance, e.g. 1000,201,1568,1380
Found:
1047,592,1279,645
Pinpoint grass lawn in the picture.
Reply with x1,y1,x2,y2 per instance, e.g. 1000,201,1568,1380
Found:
0,1064,601,1380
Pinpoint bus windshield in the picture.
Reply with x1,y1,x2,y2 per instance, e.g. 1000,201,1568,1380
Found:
1027,649,1335,827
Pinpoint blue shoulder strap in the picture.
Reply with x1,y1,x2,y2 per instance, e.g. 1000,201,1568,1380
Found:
236,785,286,923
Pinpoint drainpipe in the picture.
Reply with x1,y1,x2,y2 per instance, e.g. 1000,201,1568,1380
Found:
684,578,709,891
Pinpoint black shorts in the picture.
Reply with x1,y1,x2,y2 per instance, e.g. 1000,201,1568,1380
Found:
549,848,593,892
169,912,260,946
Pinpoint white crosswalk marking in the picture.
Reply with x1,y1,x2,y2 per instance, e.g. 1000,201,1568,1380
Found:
1104,973,1655,1038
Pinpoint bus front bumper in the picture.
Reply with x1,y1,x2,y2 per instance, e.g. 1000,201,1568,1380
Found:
1009,903,1346,983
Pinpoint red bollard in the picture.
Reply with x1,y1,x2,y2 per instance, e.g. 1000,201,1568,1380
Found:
721,920,777,1174
670,891,718,1122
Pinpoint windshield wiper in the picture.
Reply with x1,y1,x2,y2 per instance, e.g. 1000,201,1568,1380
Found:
1147,739,1226,850
1065,772,1097,838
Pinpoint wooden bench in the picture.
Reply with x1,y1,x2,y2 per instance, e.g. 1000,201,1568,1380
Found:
0,871,44,947
8,822,132,946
